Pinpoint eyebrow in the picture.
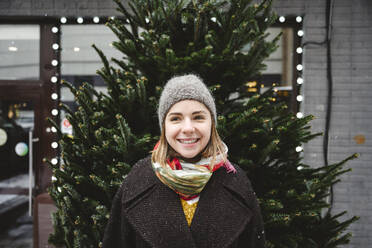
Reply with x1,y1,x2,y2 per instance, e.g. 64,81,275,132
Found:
168,110,208,116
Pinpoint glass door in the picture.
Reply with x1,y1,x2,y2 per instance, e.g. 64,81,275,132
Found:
0,99,36,214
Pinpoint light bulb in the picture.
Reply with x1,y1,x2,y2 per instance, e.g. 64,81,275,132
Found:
51,93,58,100
93,16,100,23
297,95,304,102
51,60,58,66
51,158,58,165
297,30,304,37
296,47,303,54
296,146,303,152
60,17,67,24
52,27,59,33
77,17,83,24
52,43,59,50
296,112,304,118
51,76,58,83
296,64,303,71
279,16,285,23
297,77,304,84
296,16,303,23
51,142,58,148
51,109,59,116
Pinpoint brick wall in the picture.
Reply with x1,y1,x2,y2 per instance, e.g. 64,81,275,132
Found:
1,0,371,247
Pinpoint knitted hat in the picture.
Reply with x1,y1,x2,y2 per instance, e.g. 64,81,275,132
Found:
158,74,217,129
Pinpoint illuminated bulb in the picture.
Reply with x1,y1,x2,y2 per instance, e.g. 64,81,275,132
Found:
51,127,57,133
297,166,304,170
297,30,304,37
77,17,83,24
145,18,150,23
51,142,58,149
296,146,303,152
296,47,303,54
46,127,51,133
296,112,304,118
52,43,59,50
211,17,217,22
297,77,304,84
296,16,303,23
8,46,18,52
51,27,59,33
51,93,58,100
74,47,80,52
51,76,58,83
279,16,285,23
110,16,115,20
60,17,67,24
51,60,58,66
57,187,62,192
297,95,304,102
51,176,57,181
93,16,100,23
296,64,303,71
51,109,59,116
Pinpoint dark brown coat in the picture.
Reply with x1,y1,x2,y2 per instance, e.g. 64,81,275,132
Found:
102,156,266,248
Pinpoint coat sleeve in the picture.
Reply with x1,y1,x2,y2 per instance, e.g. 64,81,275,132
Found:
248,191,266,248
102,183,134,248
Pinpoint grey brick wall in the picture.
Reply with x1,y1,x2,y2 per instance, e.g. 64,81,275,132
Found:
1,0,372,247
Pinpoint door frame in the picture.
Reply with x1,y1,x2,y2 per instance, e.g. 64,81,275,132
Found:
0,17,60,196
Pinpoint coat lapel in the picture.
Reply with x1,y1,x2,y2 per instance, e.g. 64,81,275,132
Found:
123,159,197,248
122,157,252,248
190,168,253,248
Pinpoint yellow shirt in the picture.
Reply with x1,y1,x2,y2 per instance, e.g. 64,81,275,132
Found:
180,198,199,227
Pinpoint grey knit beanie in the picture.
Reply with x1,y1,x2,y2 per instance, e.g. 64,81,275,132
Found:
158,74,217,129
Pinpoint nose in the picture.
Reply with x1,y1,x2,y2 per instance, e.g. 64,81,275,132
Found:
182,118,195,133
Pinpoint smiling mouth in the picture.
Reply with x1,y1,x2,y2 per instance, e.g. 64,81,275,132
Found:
178,138,199,144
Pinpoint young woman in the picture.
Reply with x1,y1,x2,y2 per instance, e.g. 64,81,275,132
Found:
103,74,265,248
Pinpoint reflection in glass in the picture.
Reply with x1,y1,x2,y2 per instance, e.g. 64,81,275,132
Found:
0,100,34,180
0,25,40,80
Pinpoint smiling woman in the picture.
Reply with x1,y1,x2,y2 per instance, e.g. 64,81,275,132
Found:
102,74,266,248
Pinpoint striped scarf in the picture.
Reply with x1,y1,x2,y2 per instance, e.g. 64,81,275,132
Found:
151,143,236,200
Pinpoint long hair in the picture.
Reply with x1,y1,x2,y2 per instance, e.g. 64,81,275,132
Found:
151,119,226,171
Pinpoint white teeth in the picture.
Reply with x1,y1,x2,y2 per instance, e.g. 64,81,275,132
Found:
179,139,197,144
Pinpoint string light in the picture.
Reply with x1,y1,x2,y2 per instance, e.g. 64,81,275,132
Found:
145,18,150,23
51,27,59,33
297,30,304,37
297,77,304,84
296,16,303,23
51,127,57,133
279,16,285,23
46,127,51,133
296,47,303,54
52,43,59,50
51,93,58,100
296,64,303,71
51,60,58,66
297,95,304,102
51,76,58,83
51,175,57,181
211,17,217,22
51,142,58,149
296,146,303,152
60,17,67,24
77,17,84,24
93,16,100,23
51,109,59,116
296,112,304,118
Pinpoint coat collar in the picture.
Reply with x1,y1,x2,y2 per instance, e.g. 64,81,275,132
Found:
122,156,253,248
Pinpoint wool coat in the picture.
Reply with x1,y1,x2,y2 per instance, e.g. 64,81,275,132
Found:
102,156,266,248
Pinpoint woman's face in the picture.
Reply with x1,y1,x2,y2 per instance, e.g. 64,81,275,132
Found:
165,100,212,160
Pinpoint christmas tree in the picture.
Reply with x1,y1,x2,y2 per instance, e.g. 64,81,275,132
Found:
47,0,358,247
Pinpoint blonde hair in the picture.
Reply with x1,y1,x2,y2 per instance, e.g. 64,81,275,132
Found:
151,119,226,171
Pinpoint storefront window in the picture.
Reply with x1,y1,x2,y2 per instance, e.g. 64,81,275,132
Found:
0,25,40,80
